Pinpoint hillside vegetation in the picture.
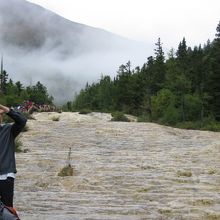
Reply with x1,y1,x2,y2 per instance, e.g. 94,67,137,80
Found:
69,21,220,131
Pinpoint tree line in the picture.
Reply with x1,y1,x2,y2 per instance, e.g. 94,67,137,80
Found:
68,21,220,130
0,69,53,106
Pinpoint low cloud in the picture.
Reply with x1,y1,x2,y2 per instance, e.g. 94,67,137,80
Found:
0,0,153,104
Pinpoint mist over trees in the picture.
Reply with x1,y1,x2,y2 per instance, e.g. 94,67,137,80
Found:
69,21,220,130
0,0,152,104
0,67,53,106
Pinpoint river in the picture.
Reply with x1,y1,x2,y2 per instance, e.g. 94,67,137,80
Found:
15,112,220,220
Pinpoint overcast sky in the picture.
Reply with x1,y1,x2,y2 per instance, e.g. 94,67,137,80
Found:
27,0,219,50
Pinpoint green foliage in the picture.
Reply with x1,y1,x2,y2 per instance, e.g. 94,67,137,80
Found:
0,72,54,109
69,21,220,130
151,89,180,124
62,101,72,112
26,81,53,104
162,104,181,125
215,21,220,38
58,164,74,177
175,115,220,131
0,70,8,94
79,109,92,114
201,116,220,131
137,114,151,122
58,148,74,177
51,115,60,121
202,123,220,132
1,21,220,131
152,89,173,115
184,94,202,121
207,35,220,121
0,96,6,105
175,121,202,130
111,112,130,122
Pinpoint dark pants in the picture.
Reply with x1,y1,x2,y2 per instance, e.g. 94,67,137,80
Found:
0,177,14,207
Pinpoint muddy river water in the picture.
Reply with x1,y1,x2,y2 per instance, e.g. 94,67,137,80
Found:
15,112,220,220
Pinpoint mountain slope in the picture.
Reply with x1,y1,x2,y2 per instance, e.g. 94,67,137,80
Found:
0,0,151,103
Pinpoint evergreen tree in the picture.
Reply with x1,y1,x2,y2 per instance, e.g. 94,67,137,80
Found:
153,38,166,92
208,21,220,120
26,81,53,104
176,37,187,62
216,21,220,38
72,21,220,128
140,56,155,119
114,61,133,111
0,70,8,94
97,75,114,111
6,79,17,95
15,81,23,96
175,38,192,121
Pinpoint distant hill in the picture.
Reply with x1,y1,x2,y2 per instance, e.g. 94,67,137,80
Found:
0,0,152,103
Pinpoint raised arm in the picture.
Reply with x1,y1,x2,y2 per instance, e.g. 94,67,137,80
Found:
0,104,27,137
0,104,10,114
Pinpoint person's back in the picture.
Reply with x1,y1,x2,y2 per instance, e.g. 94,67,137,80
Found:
0,104,27,219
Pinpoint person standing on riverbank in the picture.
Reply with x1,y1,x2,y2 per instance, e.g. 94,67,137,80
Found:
0,104,27,208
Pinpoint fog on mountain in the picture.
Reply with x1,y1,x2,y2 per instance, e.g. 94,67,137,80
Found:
0,0,152,104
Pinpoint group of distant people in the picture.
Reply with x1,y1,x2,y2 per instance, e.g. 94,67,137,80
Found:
14,100,57,114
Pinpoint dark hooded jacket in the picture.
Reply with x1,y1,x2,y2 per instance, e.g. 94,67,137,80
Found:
0,110,27,175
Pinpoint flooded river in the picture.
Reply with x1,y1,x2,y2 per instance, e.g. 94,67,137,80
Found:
15,112,220,220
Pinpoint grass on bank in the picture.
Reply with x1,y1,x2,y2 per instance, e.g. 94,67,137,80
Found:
51,115,60,121
111,111,130,122
66,107,220,131
175,117,220,131
136,114,220,132
58,164,74,177
78,109,92,114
